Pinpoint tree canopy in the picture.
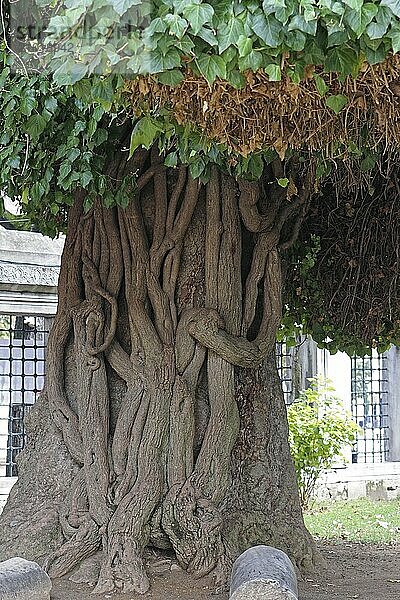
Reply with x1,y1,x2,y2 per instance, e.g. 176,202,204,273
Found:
1,0,399,353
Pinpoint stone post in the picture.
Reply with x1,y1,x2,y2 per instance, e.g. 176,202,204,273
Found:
0,557,52,599
387,346,400,462
230,545,298,599
294,336,318,395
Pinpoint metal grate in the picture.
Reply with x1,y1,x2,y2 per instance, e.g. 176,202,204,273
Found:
0,315,51,476
351,352,389,463
276,342,294,405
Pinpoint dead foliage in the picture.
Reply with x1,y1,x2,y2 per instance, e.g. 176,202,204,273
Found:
290,160,400,347
124,55,400,158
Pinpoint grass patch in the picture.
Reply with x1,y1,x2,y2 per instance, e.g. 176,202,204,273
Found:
304,498,400,544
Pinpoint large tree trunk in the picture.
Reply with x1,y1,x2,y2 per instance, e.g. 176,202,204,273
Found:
0,151,318,593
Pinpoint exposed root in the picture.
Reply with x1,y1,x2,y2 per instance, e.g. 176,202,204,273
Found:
44,516,100,579
212,554,232,594
93,540,150,595
163,481,225,579
68,552,102,584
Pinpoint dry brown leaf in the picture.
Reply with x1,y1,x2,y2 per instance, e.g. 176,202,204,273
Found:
124,55,400,158
287,177,298,200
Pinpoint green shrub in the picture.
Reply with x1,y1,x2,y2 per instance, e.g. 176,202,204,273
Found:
287,378,358,509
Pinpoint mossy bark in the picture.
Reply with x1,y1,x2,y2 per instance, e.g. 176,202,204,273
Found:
0,153,318,594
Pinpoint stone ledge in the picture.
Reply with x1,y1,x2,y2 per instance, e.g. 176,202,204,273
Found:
0,266,59,290
0,290,57,316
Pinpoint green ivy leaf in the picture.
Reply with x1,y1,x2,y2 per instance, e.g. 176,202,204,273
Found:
316,159,332,179
220,46,237,66
271,0,295,25
80,171,93,187
164,151,178,167
108,0,141,16
164,13,188,38
325,46,360,76
74,79,92,100
285,29,307,52
314,73,329,96
265,64,282,81
342,0,364,9
196,54,226,84
58,161,72,181
366,20,389,40
20,93,37,117
326,23,349,47
263,0,286,13
189,157,206,179
31,182,46,202
92,106,104,122
237,35,253,58
288,14,318,36
24,114,47,140
238,49,263,71
251,12,282,47
366,6,392,39
53,59,88,86
47,14,81,35
115,187,130,208
196,26,218,46
145,47,182,73
326,94,348,114
44,97,58,113
277,177,289,187
73,120,86,135
9,156,20,169
380,0,400,18
389,24,400,53
158,69,185,86
67,148,80,162
226,69,246,89
183,3,214,35
360,153,377,171
91,78,114,106
145,16,167,37
246,154,264,179
217,17,245,53
0,68,10,89
344,3,378,38
3,99,16,117
363,40,389,64
129,116,161,157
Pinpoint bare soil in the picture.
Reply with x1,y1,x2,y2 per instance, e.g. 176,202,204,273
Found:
51,542,400,599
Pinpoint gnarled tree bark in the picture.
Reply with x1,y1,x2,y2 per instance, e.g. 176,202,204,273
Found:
0,151,318,594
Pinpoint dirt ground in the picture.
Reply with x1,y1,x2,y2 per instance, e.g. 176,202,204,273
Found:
51,542,400,599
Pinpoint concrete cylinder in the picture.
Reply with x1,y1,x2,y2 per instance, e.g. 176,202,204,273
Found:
230,545,298,600
0,557,52,600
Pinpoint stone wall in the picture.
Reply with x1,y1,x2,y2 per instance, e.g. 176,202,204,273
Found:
0,478,15,514
0,226,62,506
0,226,63,315
317,462,400,501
